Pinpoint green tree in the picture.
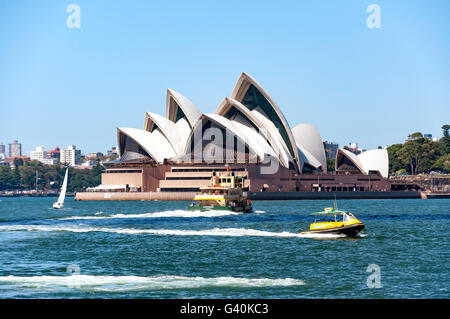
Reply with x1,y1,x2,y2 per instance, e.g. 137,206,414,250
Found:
19,167,39,189
44,165,62,190
11,166,21,189
431,154,450,172
398,134,445,174
441,137,450,154
13,158,24,169
398,141,420,175
0,167,13,190
417,140,445,173
442,124,450,137
440,124,450,154
387,143,405,174
0,163,105,192
408,132,423,140
326,159,335,172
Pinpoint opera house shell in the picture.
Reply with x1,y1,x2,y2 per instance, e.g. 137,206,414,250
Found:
336,148,389,179
99,72,391,194
117,73,328,173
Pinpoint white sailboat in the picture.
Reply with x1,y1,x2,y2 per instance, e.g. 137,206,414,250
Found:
53,168,68,209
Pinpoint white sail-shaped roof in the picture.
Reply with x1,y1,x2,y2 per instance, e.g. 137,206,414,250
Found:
230,72,301,171
144,112,187,155
115,72,387,176
215,97,261,131
117,127,176,163
215,97,291,168
336,148,389,178
166,89,201,128
297,145,323,171
292,123,327,173
358,149,389,178
183,113,279,164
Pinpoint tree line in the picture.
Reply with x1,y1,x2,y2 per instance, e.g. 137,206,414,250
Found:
387,125,450,175
0,158,104,192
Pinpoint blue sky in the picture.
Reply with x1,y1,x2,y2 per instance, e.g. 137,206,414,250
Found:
1,0,449,155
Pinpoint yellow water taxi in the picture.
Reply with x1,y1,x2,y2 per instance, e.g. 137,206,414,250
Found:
301,207,364,236
188,169,252,213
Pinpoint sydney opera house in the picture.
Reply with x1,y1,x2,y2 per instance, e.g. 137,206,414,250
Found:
88,72,394,198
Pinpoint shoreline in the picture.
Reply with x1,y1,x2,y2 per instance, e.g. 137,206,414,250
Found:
2,191,448,200
72,191,425,201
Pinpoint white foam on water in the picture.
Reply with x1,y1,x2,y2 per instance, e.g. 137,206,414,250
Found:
0,275,304,292
58,209,241,220
0,224,345,238
357,233,368,238
299,232,347,239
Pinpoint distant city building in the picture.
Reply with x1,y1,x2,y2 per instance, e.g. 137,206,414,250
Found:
107,147,119,156
8,140,22,157
346,142,363,155
60,145,81,166
0,143,8,164
3,155,30,168
406,134,440,143
46,146,60,160
82,159,97,167
406,135,421,142
41,158,58,165
0,143,5,158
30,146,46,162
324,141,339,160
85,152,104,159
29,146,59,165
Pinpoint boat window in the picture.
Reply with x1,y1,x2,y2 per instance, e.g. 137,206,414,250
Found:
343,213,351,223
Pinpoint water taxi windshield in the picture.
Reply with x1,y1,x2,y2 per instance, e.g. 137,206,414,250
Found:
312,210,353,223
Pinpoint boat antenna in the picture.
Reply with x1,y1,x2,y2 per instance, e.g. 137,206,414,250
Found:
333,194,337,211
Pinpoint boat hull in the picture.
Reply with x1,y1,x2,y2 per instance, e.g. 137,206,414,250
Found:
301,223,364,237
187,205,252,213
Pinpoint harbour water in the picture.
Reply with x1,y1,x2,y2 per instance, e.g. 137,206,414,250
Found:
0,197,448,298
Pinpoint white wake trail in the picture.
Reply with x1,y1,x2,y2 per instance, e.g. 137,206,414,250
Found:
59,209,241,220
0,275,305,291
0,225,345,238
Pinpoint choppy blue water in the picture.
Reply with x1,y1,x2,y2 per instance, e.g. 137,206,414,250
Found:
0,197,448,298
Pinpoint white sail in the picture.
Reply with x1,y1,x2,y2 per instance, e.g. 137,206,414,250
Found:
53,168,68,208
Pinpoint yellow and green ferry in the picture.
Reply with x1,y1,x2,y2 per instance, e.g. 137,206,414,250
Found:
188,170,252,213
